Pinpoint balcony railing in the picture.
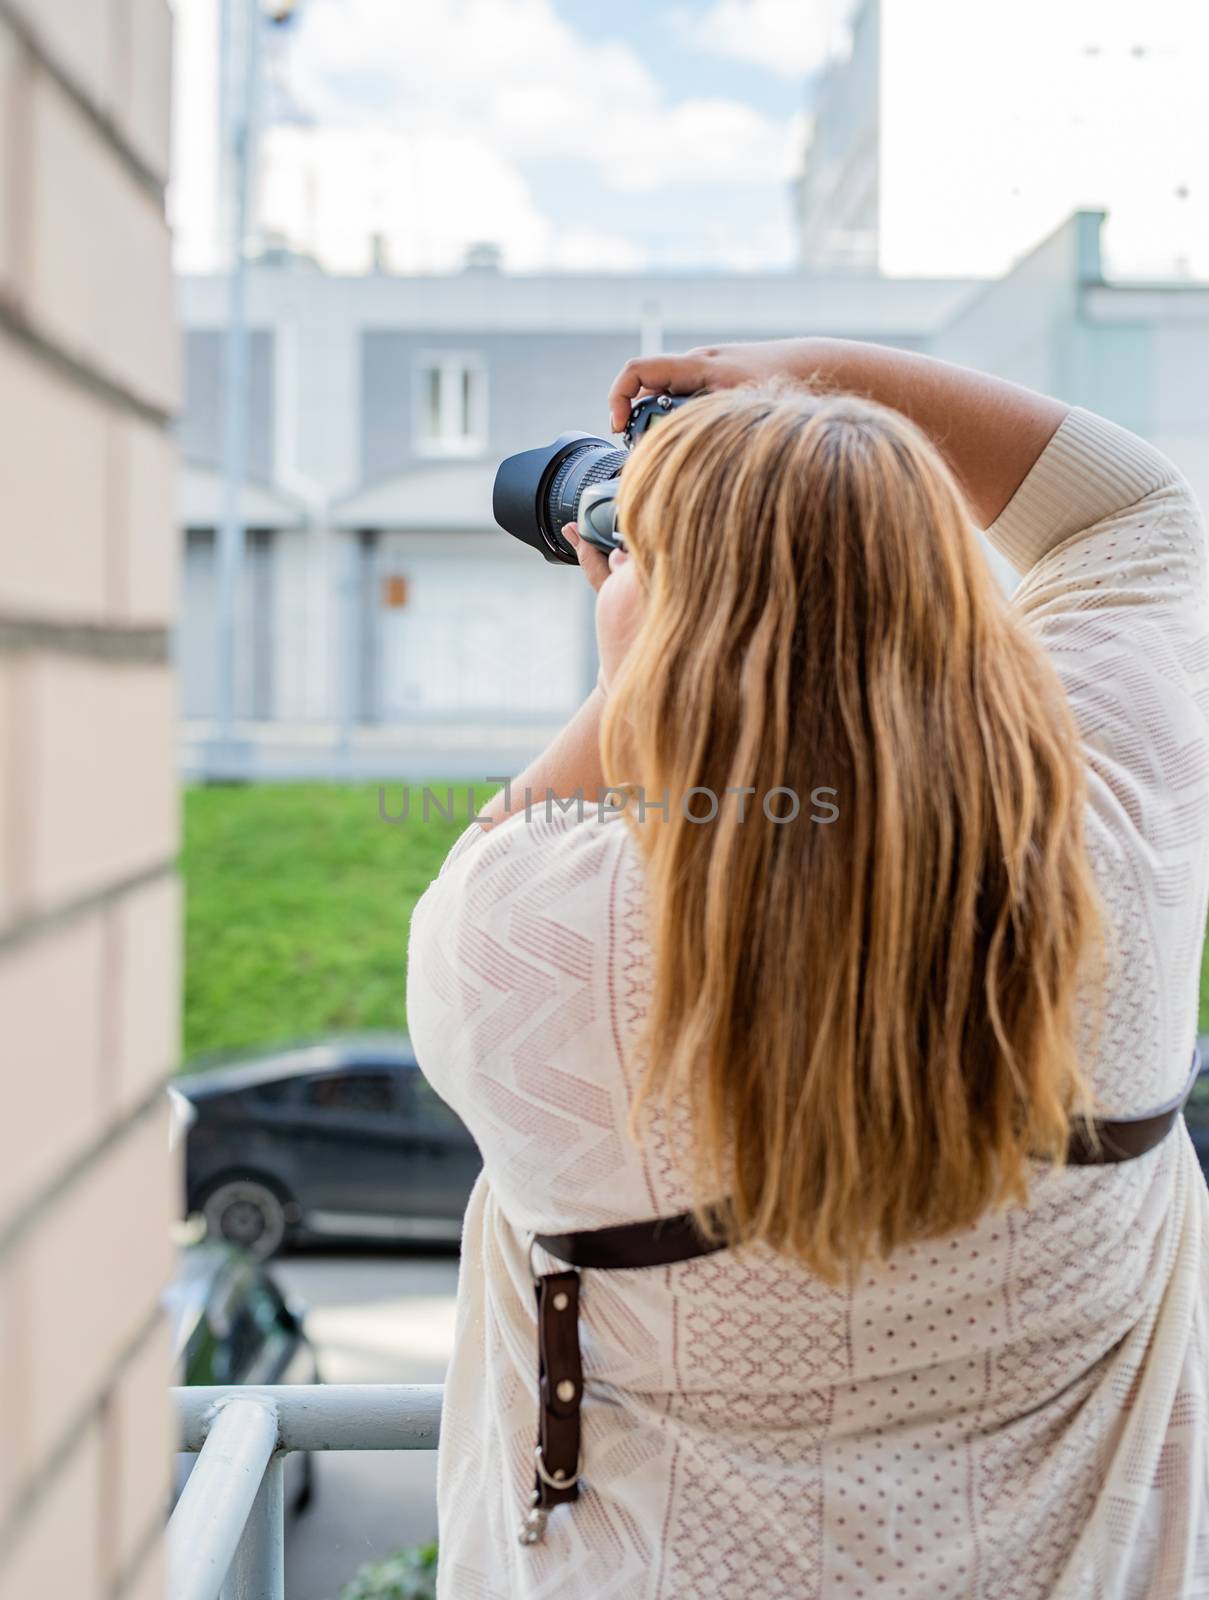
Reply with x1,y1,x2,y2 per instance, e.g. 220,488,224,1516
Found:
167,1384,443,1600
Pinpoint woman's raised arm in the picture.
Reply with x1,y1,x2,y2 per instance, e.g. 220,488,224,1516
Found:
607,338,1069,531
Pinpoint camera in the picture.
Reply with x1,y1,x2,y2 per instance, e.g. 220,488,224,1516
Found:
493,393,693,564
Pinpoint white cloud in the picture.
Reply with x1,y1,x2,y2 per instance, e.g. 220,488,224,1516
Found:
605,100,804,192
169,0,224,270
691,0,857,78
172,0,805,273
282,0,654,150
282,0,799,184
257,123,648,273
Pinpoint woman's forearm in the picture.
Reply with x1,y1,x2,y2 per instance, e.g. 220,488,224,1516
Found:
608,339,1069,530
478,685,608,829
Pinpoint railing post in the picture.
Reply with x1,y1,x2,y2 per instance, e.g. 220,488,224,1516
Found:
168,1384,444,1600
220,1455,285,1600
167,1394,280,1600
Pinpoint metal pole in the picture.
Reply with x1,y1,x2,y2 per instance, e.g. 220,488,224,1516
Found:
174,1384,444,1452
336,526,360,766
167,1395,280,1600
220,1454,285,1600
214,0,262,766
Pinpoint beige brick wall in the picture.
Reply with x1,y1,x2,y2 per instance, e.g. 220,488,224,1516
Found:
0,2,179,1597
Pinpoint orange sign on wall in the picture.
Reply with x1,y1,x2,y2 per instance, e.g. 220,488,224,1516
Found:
382,575,410,609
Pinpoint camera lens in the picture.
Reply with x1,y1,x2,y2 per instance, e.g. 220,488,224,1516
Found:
544,442,627,555
494,396,697,564
494,433,627,564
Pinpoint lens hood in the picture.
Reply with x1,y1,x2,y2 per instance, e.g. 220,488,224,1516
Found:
492,433,593,563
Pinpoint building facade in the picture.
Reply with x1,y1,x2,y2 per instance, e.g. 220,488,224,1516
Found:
178,209,1209,780
795,0,880,274
177,261,975,778
0,2,180,1598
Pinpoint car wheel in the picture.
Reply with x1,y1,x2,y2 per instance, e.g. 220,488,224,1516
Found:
201,1178,289,1259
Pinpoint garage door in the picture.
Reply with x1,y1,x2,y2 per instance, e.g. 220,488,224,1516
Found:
375,544,589,720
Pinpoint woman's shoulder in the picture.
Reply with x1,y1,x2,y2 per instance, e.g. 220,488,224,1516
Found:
412,803,640,945
448,800,633,874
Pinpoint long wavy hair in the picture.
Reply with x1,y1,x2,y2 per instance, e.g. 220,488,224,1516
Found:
600,387,1106,1281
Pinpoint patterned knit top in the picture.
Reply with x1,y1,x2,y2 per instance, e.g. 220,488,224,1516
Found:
407,407,1209,1600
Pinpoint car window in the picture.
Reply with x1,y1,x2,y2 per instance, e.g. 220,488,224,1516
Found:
407,1069,466,1135
248,1077,299,1107
299,1070,397,1114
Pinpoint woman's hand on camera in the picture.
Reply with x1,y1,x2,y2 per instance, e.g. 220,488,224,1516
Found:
563,522,610,592
607,342,803,432
564,523,643,693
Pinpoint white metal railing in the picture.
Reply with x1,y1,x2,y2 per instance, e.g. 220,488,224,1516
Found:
168,1384,443,1600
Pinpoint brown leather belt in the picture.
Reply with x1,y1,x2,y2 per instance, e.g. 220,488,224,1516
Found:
515,1047,1202,1545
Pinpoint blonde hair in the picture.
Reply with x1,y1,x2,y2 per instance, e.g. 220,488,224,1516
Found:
600,388,1105,1281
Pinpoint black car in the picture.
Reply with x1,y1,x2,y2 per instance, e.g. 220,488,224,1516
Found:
165,1242,320,1511
1183,1046,1209,1173
178,1034,480,1257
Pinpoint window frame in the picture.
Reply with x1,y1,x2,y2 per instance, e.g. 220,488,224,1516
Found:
411,350,488,459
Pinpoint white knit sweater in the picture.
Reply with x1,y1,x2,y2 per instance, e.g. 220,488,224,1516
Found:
407,407,1209,1599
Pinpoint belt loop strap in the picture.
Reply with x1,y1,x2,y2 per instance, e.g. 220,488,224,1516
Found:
518,1267,583,1546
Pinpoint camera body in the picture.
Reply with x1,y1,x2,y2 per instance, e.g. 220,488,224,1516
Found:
492,394,693,564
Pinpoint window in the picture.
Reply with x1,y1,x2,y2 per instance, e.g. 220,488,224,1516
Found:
249,1076,299,1107
413,353,487,456
300,1070,397,1115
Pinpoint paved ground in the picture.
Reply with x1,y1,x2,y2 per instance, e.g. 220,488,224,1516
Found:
271,1249,460,1600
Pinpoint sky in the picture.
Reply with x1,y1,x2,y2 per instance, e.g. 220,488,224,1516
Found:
877,0,1209,280
170,0,852,274
170,0,1209,282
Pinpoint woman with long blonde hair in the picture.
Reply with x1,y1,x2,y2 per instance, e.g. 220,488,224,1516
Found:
407,339,1209,1599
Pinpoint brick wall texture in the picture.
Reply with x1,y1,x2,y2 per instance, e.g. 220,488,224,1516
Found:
0,2,179,1597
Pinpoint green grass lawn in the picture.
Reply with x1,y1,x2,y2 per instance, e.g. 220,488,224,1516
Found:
184,781,1209,1066
183,782,476,1063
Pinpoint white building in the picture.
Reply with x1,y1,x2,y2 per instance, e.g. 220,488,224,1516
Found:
798,0,1209,281
177,210,1209,779
177,257,974,778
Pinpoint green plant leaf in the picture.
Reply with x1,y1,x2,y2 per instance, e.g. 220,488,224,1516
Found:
336,1539,439,1600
